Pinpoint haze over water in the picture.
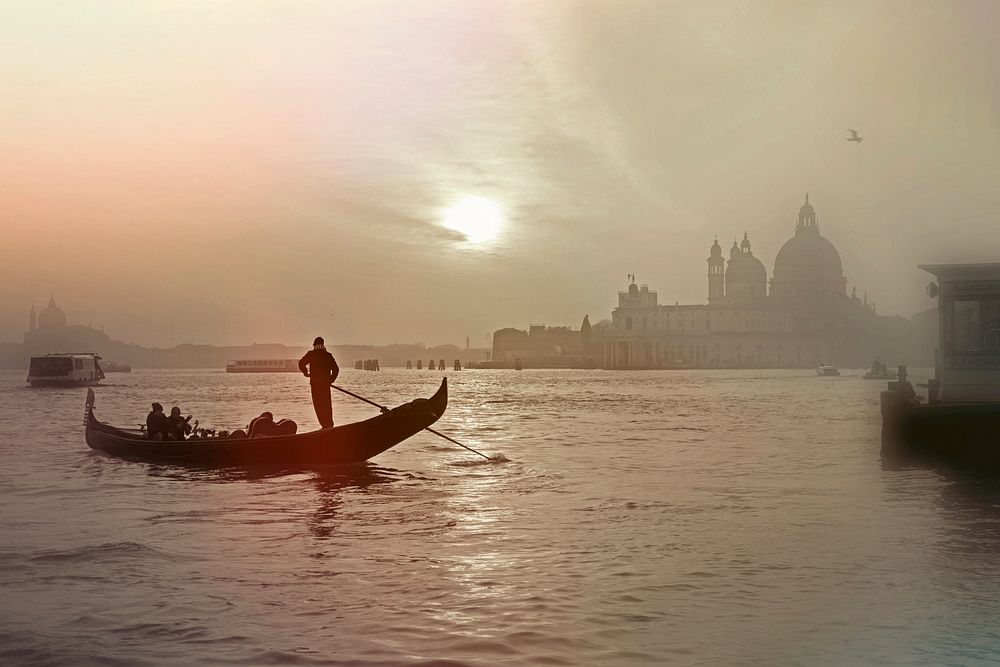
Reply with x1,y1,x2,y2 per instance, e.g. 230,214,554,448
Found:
4,368,1000,665
4,2,1000,346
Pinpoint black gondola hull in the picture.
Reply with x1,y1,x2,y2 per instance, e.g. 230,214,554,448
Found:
84,379,447,466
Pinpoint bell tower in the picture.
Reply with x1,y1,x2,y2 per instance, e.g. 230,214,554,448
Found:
708,238,724,301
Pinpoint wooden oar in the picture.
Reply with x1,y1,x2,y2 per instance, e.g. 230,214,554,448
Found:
331,383,492,460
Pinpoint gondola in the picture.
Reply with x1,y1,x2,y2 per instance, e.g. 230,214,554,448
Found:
84,378,448,466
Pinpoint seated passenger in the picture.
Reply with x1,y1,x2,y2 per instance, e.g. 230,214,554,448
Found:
247,412,298,438
248,412,276,438
146,403,170,440
167,406,194,441
273,418,297,436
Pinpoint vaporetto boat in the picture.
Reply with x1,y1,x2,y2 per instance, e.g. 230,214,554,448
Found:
28,353,105,387
226,359,301,373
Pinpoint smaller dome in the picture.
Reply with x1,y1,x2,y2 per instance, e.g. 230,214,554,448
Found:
628,283,639,294
726,252,767,285
726,233,766,286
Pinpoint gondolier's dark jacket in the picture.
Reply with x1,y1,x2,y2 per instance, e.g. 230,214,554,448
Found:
299,349,339,386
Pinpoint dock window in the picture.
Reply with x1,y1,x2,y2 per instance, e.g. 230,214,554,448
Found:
951,298,1000,353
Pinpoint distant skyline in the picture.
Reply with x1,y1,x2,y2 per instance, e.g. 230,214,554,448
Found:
3,1,998,347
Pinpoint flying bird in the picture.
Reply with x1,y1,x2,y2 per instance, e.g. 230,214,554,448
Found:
846,129,863,143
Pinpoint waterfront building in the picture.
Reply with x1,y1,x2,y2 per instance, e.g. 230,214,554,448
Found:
919,263,1000,401
489,317,605,368
603,196,910,369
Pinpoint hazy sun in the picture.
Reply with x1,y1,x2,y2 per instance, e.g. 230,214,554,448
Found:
442,196,504,244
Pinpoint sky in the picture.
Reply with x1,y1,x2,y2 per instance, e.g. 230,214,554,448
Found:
2,0,1000,347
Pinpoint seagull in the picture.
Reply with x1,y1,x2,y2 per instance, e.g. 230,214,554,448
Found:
846,128,863,143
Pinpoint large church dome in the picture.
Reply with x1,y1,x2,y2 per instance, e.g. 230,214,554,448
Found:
771,195,847,305
774,232,843,274
773,194,843,274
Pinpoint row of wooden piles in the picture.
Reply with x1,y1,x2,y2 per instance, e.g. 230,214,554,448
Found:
352,359,464,370
407,359,462,370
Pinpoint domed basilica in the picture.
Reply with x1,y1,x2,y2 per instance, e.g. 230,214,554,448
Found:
606,195,906,368
23,295,114,357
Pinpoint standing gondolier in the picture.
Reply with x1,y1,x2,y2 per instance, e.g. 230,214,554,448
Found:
299,337,339,428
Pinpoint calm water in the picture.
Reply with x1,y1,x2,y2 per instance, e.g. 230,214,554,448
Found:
3,368,1000,665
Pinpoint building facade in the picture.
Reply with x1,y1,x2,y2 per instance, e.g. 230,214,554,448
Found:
604,196,908,369
490,316,603,368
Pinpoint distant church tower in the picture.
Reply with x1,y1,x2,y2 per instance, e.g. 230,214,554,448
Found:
707,238,724,302
29,303,37,333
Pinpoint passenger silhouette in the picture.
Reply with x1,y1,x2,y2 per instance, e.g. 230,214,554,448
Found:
299,336,340,428
167,406,193,440
146,403,169,440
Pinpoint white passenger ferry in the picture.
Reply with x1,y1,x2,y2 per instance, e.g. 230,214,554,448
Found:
226,359,300,373
27,353,105,387
102,360,132,373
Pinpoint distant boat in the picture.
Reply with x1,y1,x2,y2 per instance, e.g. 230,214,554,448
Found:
102,360,132,373
863,368,897,380
226,359,300,373
661,360,698,370
863,357,895,380
817,365,840,376
83,379,448,466
514,358,523,371
27,353,105,387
